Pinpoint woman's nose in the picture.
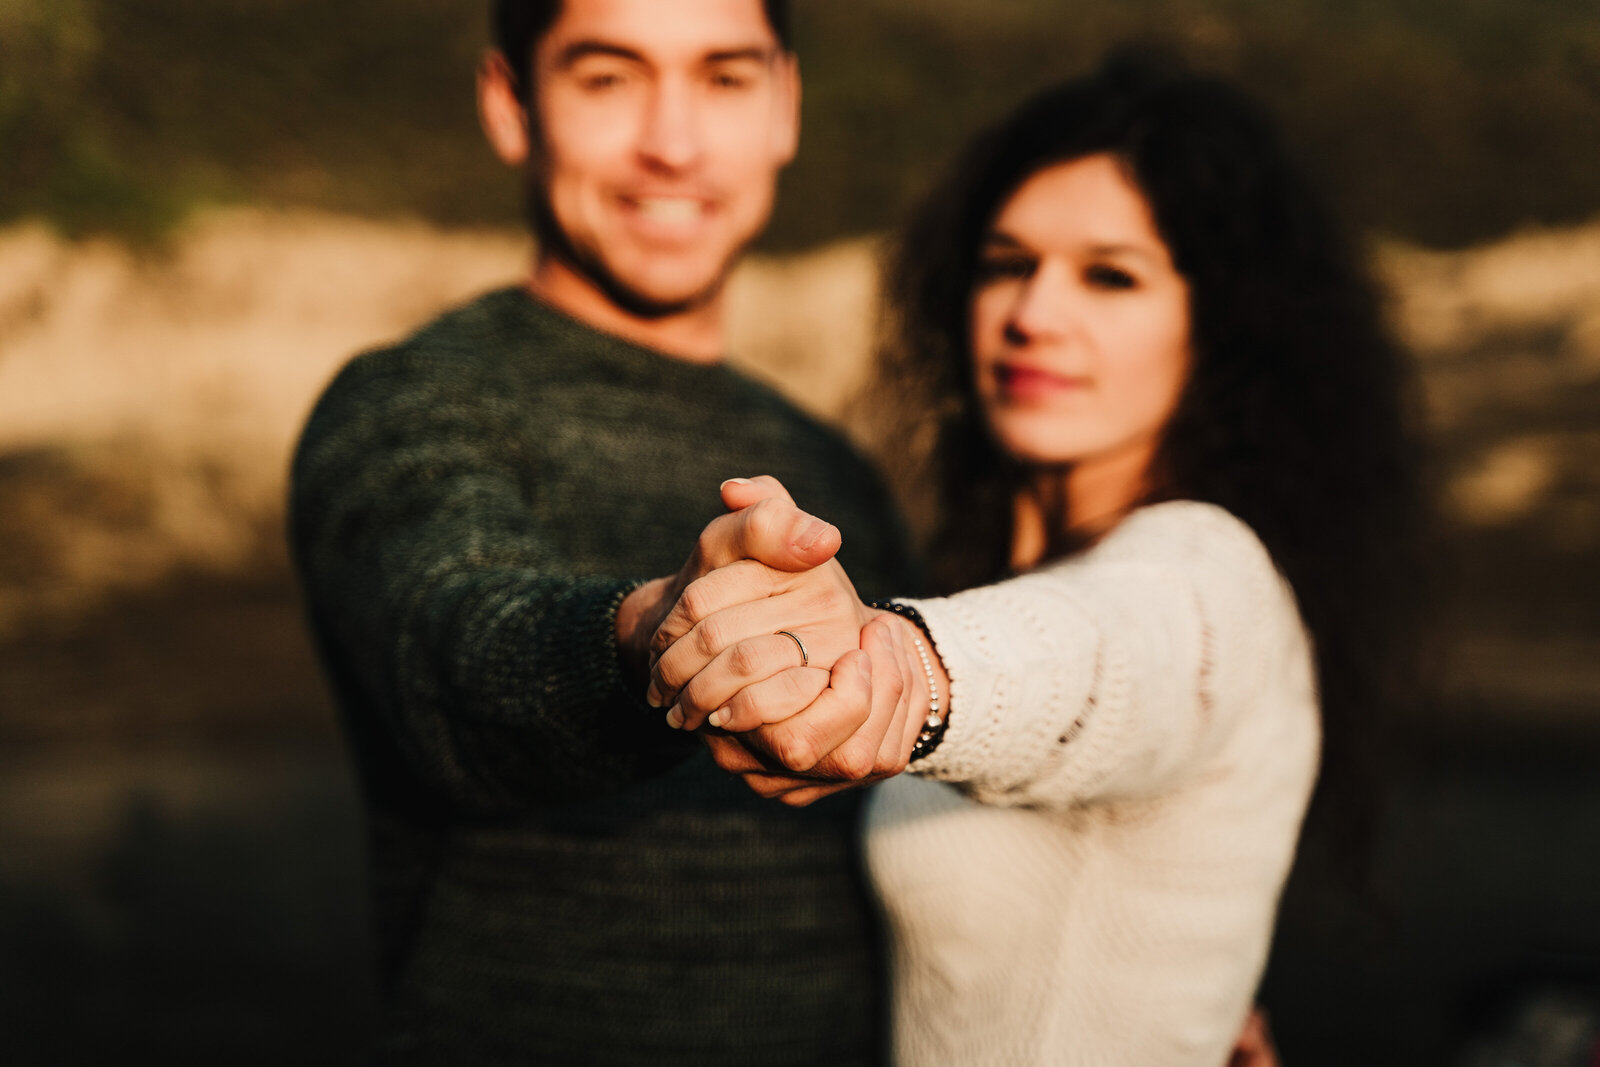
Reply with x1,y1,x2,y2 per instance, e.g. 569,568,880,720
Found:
1005,262,1076,342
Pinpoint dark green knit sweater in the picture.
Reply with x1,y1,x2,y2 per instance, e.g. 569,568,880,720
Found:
290,288,917,1065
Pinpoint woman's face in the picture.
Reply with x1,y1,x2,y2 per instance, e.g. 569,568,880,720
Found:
969,154,1191,487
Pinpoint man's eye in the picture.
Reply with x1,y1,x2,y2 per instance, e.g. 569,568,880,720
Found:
1085,264,1137,290
708,66,760,91
573,66,631,92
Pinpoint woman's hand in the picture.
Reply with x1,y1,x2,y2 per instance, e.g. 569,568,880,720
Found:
647,476,879,731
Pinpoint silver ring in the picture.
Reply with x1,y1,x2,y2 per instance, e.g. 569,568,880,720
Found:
774,630,808,667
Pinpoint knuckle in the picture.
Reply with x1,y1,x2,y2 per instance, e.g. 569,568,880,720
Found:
652,652,687,694
728,639,764,679
678,582,714,623
678,676,712,718
728,686,771,727
835,741,876,781
771,729,820,774
693,529,716,566
694,617,729,658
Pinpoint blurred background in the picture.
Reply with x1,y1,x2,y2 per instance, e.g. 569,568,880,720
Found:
2,0,1597,1062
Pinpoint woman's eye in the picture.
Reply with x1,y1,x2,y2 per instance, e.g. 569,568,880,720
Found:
976,256,1035,282
1085,264,1137,290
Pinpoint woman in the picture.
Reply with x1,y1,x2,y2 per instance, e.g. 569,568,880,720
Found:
648,53,1424,1064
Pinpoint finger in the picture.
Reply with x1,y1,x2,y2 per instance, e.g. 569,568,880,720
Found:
864,615,915,777
774,782,857,807
746,775,856,807
740,649,876,776
703,731,768,775
649,559,779,665
708,665,831,732
653,599,810,715
893,617,929,768
671,632,822,731
653,589,863,712
671,640,825,732
719,474,796,512
694,495,840,574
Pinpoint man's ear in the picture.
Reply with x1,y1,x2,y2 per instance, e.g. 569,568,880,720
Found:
478,50,531,166
770,53,800,166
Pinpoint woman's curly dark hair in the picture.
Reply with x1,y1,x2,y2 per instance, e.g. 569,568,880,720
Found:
877,50,1430,866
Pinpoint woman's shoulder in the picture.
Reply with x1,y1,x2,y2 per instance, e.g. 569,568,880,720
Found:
1086,500,1278,579
1050,501,1299,631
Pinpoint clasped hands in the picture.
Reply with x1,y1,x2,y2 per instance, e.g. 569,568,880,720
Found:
616,476,935,806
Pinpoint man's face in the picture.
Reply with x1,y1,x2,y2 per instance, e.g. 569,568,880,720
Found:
527,0,798,317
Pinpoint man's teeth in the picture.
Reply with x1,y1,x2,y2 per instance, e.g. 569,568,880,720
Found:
635,198,701,223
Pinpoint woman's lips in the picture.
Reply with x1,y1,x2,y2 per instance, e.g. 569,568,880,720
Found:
994,362,1090,400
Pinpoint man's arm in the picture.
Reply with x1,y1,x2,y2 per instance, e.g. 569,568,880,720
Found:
290,357,843,813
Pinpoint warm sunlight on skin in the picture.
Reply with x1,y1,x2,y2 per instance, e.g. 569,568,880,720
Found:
481,0,799,362
969,154,1192,550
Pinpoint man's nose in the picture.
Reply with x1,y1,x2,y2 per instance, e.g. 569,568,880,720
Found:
637,79,702,172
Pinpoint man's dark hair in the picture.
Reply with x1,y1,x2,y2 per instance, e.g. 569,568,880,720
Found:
492,0,792,97
879,49,1432,878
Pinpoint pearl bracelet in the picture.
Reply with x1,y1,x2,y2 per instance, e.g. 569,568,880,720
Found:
907,633,947,761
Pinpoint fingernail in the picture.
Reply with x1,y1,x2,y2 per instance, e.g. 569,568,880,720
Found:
709,707,730,728
720,477,752,489
795,518,830,551
665,705,685,730
856,655,872,679
646,684,663,708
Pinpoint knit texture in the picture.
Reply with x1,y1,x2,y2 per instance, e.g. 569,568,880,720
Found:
290,287,918,1065
866,502,1320,1066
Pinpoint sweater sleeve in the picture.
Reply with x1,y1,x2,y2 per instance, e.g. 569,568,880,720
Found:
900,502,1313,809
289,351,695,813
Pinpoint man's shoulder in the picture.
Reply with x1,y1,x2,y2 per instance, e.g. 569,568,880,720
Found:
318,287,600,402
362,285,546,371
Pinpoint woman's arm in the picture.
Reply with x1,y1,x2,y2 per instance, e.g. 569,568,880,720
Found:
652,483,1313,811
898,501,1314,808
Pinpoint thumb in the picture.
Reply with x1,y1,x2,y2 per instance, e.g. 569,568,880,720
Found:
729,496,840,571
720,474,797,513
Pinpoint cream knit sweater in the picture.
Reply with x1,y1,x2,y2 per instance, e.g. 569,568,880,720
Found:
865,502,1320,1066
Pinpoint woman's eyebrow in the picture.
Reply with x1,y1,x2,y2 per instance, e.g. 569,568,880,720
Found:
1084,242,1160,260
979,231,1028,250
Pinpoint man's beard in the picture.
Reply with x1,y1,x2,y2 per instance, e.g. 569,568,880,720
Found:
527,185,738,321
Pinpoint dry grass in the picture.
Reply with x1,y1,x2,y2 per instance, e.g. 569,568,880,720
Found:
1,210,1596,641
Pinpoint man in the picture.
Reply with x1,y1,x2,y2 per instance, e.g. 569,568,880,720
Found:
289,1,917,1062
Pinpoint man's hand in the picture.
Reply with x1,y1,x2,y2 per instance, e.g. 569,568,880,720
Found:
647,477,875,729
613,482,844,687
701,614,926,806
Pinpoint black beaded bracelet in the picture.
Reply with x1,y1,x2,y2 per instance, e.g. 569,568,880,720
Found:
867,600,950,761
